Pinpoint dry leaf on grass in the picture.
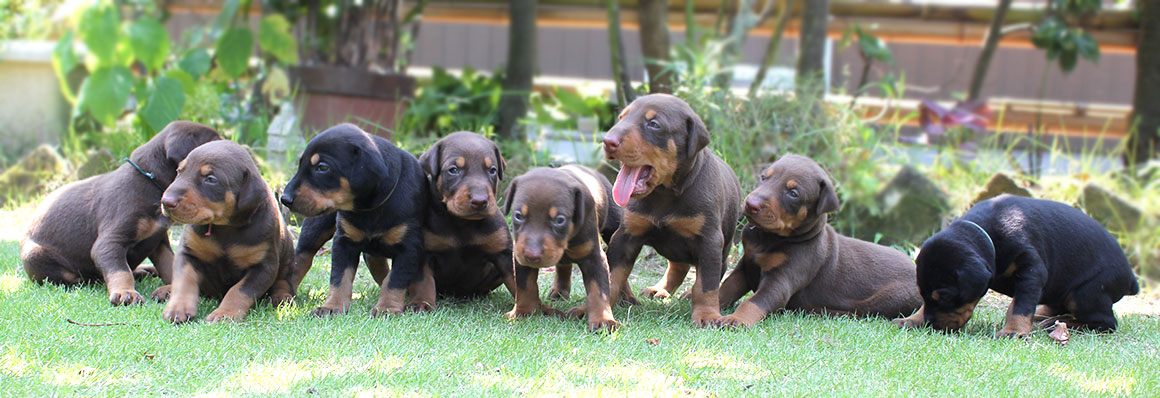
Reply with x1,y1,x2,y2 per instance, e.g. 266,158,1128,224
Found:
645,338,659,346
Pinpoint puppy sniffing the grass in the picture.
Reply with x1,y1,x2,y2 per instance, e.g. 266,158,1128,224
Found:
504,165,622,331
159,140,294,323
21,121,221,306
717,155,921,328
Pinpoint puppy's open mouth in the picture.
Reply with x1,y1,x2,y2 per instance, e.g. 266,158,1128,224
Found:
612,165,653,207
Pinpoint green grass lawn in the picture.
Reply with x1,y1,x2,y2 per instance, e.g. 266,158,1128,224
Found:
1,208,1158,397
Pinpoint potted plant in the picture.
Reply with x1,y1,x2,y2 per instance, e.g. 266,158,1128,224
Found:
272,0,425,137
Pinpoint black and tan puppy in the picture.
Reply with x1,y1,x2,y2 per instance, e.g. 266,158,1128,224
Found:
412,131,517,303
717,155,921,328
158,141,293,323
21,121,221,305
601,94,744,327
895,195,1139,337
277,123,428,317
504,165,622,331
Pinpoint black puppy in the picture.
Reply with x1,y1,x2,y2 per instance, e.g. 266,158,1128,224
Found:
895,194,1139,337
414,131,517,302
277,124,428,317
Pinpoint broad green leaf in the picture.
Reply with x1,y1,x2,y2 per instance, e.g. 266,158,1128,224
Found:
1059,48,1079,72
555,88,593,117
127,17,171,72
140,76,186,133
179,48,212,79
52,30,78,101
164,69,196,95
213,0,242,34
77,65,133,126
79,4,120,63
857,30,894,64
258,15,299,64
1075,30,1100,62
214,28,253,78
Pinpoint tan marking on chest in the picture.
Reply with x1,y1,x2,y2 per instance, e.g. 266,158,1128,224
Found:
1000,262,1019,278
185,233,224,263
662,215,705,238
339,218,365,242
564,240,594,259
227,242,271,269
310,153,320,165
471,228,511,254
755,252,788,272
622,211,654,236
455,157,465,167
644,109,657,120
382,224,409,246
424,230,458,251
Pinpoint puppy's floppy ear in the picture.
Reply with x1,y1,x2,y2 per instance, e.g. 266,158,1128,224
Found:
163,124,221,166
491,140,506,180
502,179,518,215
419,140,442,178
815,179,839,214
234,166,264,216
685,111,710,159
357,141,395,210
572,185,590,227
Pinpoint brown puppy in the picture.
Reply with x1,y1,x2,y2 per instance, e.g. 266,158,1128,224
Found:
415,131,517,303
159,140,294,323
717,155,922,328
504,165,622,331
21,121,221,305
602,94,744,328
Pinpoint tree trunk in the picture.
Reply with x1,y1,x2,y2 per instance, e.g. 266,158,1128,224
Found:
748,0,793,98
966,0,1014,102
1127,0,1160,166
638,0,673,94
608,0,636,107
498,0,536,140
795,0,828,98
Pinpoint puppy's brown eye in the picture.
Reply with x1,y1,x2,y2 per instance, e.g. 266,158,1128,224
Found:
488,166,498,176
759,174,767,182
646,119,660,130
203,175,217,185
512,211,524,223
314,163,330,173
447,166,461,176
786,189,799,199
552,215,567,227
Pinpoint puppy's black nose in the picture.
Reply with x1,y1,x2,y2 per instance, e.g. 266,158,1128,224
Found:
161,196,179,209
280,194,294,207
469,194,488,209
744,198,763,215
523,246,543,263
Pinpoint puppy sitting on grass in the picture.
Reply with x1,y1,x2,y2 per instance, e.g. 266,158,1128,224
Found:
159,141,293,323
504,165,622,331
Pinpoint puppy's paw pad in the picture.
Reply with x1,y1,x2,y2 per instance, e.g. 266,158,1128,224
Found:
311,306,347,318
642,286,671,299
546,288,570,301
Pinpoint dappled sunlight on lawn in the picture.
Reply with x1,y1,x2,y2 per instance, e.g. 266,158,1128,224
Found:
0,273,24,296
217,356,406,395
1048,364,1137,395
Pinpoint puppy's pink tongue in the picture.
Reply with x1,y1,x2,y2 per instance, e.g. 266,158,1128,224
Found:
613,165,643,207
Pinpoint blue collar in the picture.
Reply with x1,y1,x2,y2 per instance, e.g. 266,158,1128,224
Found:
124,158,165,191
960,219,995,257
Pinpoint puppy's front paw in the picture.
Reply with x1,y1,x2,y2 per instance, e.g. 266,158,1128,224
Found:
205,308,246,323
692,313,722,329
564,305,587,320
407,301,435,313
716,314,757,329
150,285,172,302
546,287,570,301
641,286,671,299
588,317,621,333
108,289,145,306
162,301,198,324
370,304,403,318
893,315,925,329
311,305,348,318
